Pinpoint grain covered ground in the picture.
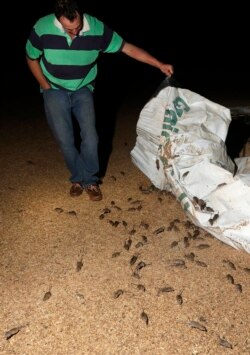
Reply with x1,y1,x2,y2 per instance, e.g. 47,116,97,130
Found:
1,77,250,355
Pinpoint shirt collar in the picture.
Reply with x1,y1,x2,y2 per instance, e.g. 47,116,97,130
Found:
54,14,90,35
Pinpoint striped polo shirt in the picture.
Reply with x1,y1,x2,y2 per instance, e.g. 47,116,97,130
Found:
25,13,124,91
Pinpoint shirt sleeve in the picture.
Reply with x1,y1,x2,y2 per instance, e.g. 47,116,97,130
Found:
25,26,43,59
104,30,124,53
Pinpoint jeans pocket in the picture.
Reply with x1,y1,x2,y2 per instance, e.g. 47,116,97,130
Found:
42,88,53,97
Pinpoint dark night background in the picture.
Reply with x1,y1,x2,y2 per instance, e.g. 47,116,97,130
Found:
3,1,250,165
6,1,250,93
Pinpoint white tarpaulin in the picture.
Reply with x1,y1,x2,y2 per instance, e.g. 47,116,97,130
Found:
131,85,250,253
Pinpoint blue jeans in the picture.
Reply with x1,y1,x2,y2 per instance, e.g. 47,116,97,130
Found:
43,87,99,187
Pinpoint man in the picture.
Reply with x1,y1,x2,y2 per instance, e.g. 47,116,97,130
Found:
26,0,174,201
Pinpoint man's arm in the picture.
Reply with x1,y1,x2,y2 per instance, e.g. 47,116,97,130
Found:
26,57,51,90
121,42,174,77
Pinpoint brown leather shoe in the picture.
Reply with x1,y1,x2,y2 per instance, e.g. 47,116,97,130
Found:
70,183,83,197
85,184,102,201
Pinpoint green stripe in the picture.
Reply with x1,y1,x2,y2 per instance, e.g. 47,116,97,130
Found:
45,49,99,65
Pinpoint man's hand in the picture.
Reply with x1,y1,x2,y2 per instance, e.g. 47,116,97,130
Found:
159,63,174,77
